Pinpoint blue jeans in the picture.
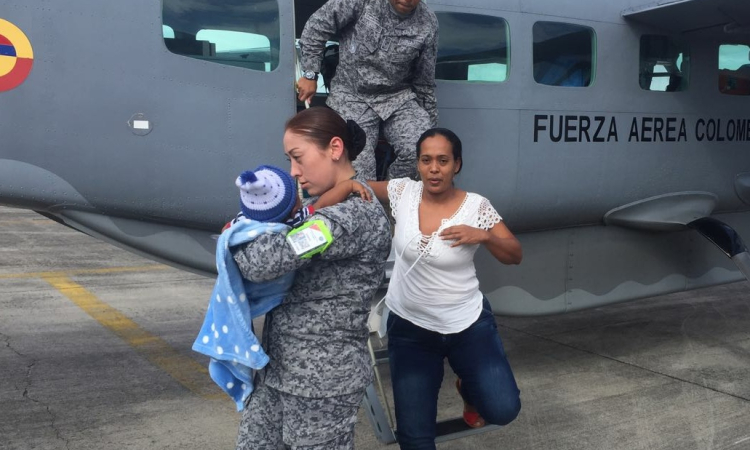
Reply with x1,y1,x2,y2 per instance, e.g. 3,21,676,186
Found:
386,298,521,450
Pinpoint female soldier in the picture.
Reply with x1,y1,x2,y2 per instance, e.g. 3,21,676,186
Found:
232,107,391,450
368,128,522,450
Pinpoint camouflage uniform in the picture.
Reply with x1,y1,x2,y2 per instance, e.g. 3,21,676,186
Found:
299,0,438,180
232,180,391,449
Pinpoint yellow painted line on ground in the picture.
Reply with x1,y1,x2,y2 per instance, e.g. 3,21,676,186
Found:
0,264,171,280
0,218,56,224
40,274,222,400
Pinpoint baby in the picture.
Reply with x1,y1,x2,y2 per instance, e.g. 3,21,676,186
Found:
227,164,370,229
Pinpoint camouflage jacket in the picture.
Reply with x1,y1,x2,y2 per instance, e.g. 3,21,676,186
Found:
232,182,391,397
299,0,438,124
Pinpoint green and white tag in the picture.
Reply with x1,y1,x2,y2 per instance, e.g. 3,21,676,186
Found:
286,219,333,259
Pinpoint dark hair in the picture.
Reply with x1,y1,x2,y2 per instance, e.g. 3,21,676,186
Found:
284,107,366,161
416,128,463,174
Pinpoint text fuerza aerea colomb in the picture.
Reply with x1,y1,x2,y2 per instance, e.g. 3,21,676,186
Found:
533,115,750,143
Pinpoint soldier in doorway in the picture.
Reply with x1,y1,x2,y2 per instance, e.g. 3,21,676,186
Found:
297,0,439,180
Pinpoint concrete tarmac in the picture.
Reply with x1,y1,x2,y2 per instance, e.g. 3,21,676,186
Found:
2,206,750,450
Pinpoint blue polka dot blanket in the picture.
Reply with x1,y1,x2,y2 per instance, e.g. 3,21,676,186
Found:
192,219,294,411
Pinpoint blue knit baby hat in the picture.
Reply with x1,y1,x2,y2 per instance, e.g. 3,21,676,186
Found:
236,165,297,223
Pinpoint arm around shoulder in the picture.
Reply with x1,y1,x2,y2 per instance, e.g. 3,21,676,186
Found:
366,180,390,204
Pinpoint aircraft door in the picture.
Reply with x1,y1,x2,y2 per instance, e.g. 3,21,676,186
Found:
151,0,298,226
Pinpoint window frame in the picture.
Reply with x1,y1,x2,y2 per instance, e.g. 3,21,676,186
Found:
718,43,750,96
532,21,596,88
638,34,690,93
433,11,511,84
161,0,281,73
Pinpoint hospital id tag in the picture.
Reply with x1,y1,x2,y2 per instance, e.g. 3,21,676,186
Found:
286,219,333,259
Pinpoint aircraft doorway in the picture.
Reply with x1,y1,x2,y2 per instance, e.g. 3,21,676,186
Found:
294,0,402,180
293,0,337,109
292,0,397,181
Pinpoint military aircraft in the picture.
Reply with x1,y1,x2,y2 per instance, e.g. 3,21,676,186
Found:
2,0,750,443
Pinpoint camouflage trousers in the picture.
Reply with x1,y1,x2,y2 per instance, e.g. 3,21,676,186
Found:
336,99,431,181
236,378,365,450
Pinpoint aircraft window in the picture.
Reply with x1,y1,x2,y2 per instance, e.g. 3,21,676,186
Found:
533,22,594,87
434,12,508,82
162,0,279,72
639,35,689,92
718,44,750,96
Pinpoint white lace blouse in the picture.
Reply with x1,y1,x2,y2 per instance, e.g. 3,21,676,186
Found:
384,178,502,334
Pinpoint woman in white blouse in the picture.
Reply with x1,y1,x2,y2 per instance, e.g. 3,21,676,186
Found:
368,128,522,450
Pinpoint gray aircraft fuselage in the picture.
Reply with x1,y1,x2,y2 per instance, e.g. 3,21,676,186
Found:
2,0,750,315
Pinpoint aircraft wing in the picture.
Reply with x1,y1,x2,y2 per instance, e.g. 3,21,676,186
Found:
623,0,750,33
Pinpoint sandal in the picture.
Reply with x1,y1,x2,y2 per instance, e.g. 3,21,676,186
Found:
456,379,486,428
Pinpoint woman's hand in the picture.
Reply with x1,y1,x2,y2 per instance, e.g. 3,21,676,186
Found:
316,180,372,211
441,223,522,264
439,225,488,247
349,180,372,201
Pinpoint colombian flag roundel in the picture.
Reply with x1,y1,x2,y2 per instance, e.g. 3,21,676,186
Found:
0,18,33,92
